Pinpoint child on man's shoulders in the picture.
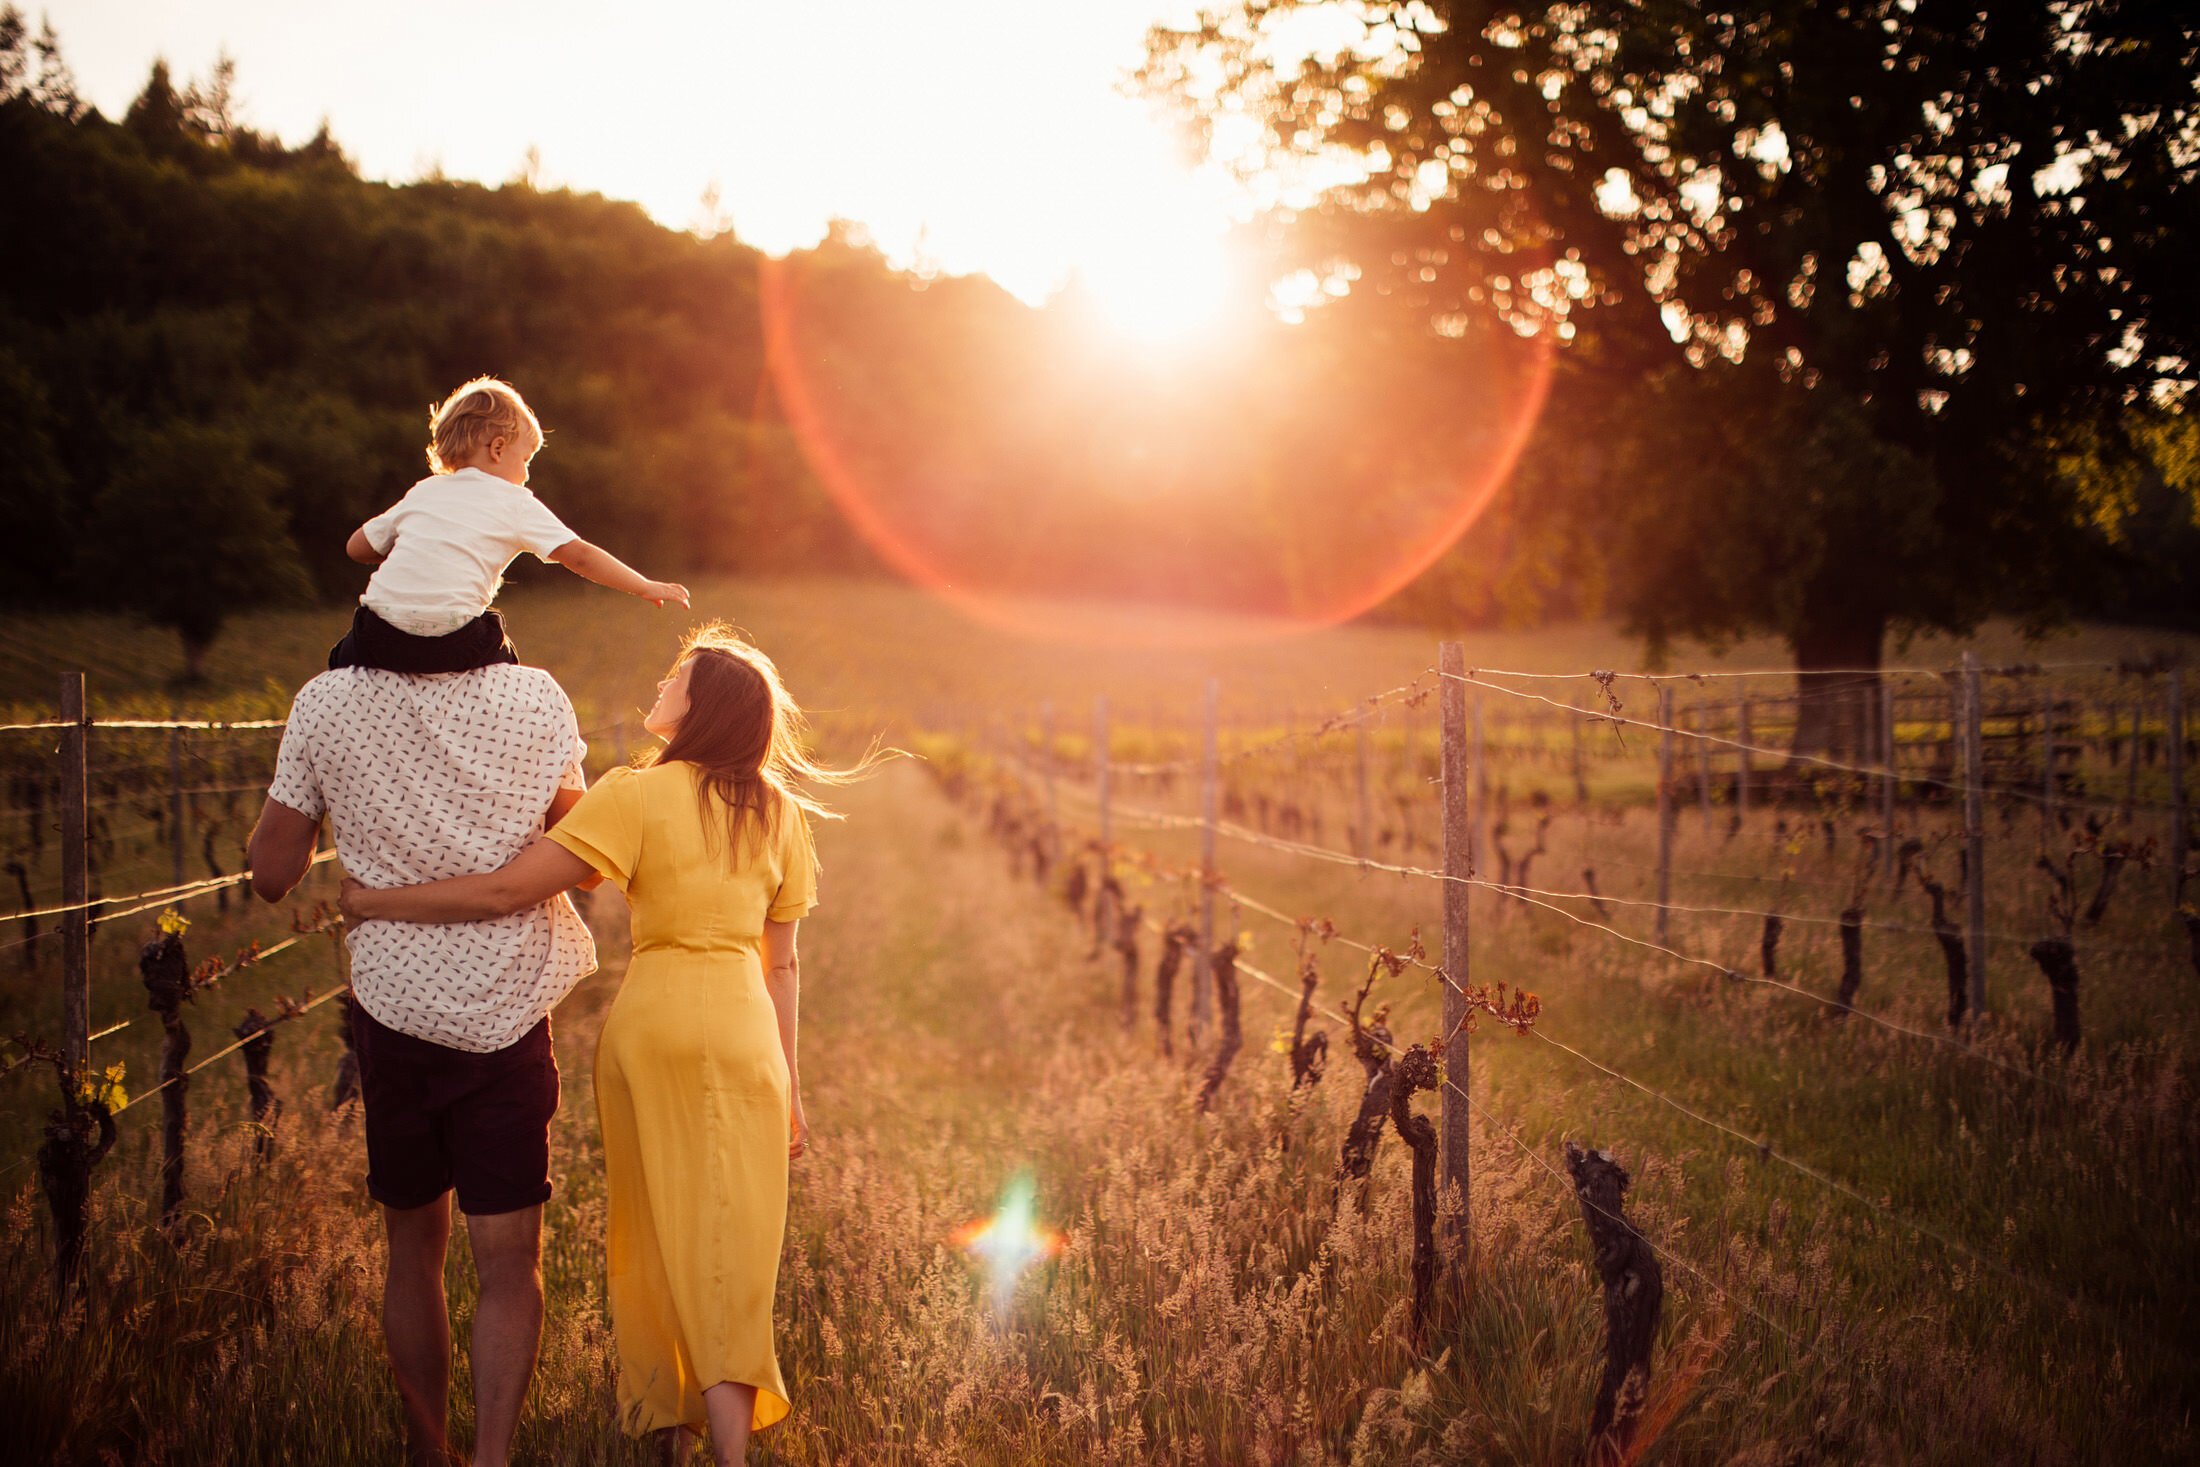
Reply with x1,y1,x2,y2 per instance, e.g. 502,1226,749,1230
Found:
330,376,687,674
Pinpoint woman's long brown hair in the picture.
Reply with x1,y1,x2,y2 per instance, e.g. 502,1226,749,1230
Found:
644,624,892,868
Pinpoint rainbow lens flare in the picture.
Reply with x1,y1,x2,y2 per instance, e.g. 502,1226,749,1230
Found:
949,1172,1065,1312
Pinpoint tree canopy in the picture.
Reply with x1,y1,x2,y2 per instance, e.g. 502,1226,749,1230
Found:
0,10,2193,686
1145,1,2199,742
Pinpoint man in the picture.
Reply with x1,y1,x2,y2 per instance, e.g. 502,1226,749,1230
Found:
248,660,597,1467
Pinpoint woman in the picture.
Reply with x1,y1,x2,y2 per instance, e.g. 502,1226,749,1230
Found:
342,625,878,1464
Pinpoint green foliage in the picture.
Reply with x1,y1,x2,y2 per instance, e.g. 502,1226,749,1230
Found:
89,420,313,675
1148,2,2200,648
0,24,856,644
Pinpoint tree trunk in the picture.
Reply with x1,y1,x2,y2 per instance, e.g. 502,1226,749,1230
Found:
1789,602,1887,766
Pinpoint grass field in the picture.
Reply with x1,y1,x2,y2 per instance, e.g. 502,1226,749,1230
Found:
2,578,2196,1464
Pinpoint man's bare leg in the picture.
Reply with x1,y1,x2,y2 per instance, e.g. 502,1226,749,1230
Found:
464,1205,545,1467
384,1198,456,1467
701,1381,757,1467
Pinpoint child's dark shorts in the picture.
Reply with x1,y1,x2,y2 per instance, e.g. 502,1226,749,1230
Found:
350,1001,559,1216
327,605,520,674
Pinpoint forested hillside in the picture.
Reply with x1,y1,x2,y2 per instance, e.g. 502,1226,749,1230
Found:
2,14,2193,679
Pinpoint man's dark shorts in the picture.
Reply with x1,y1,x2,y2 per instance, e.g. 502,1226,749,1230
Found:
350,1002,559,1216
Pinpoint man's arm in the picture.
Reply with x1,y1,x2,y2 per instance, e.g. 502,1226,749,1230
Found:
247,799,320,903
549,538,689,608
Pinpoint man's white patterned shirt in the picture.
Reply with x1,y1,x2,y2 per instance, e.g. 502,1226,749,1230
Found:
267,666,597,1051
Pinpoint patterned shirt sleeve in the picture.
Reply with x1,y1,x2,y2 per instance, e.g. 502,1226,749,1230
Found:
545,766,642,890
265,681,325,820
560,711,588,791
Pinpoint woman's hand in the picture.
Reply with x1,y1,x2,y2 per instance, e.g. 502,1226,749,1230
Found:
339,876,376,926
788,1089,809,1162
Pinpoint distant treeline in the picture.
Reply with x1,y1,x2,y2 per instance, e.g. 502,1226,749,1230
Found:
2,17,2193,666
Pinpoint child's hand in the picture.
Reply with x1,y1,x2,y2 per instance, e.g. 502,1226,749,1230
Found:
646,581,690,609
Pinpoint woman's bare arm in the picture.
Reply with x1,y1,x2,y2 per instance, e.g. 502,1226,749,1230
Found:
763,918,805,1157
341,839,597,924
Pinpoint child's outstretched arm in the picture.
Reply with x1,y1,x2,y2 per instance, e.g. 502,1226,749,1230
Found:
549,538,690,608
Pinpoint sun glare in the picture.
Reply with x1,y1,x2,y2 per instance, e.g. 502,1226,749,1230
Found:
1069,219,1234,343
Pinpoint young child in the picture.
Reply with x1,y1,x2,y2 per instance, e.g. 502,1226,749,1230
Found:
329,376,689,672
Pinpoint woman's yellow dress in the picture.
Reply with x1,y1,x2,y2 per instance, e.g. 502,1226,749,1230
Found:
546,762,816,1435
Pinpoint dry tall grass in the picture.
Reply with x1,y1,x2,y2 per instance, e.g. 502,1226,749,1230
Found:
3,584,2196,1463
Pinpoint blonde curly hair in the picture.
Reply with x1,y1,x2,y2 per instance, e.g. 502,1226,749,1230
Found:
425,376,542,475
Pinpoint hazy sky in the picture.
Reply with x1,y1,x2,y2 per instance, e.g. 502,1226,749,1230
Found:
44,1,1249,320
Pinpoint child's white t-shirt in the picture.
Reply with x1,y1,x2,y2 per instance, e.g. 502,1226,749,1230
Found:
359,468,577,637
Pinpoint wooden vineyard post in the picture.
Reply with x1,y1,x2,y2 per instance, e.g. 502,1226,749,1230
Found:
1437,643,1472,1254
168,726,187,887
1736,694,1753,822
1194,678,1218,1044
1961,653,1988,1020
1469,690,1485,873
60,673,90,1087
39,671,113,1305
1355,717,1373,858
1881,682,1898,891
1655,686,1674,948
2171,669,2188,910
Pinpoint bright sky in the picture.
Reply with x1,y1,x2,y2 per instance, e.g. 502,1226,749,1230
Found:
45,1,1251,330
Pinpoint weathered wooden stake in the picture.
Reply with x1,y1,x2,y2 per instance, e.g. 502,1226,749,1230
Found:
1469,690,1486,873
1564,1141,1663,1462
1961,654,1988,1019
60,673,89,1088
1437,642,1473,1254
1655,686,1674,948
1880,682,1898,892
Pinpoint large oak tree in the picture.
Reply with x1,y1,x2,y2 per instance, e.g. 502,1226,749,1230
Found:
1147,1,2198,753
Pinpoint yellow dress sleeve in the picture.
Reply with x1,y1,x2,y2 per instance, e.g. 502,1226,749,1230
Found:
768,803,818,922
546,765,644,892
